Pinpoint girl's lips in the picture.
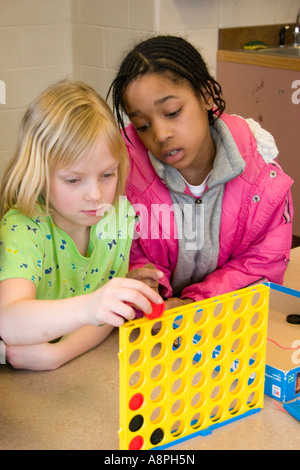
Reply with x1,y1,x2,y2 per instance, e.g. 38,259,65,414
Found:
96,203,113,217
82,210,98,216
82,204,113,217
162,148,184,165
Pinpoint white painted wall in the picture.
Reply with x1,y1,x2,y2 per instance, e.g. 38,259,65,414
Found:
0,0,298,178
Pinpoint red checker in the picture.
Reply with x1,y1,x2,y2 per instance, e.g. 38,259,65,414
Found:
129,435,144,450
129,393,144,411
144,301,165,320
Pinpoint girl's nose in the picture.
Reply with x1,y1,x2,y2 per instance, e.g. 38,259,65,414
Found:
86,181,102,201
153,120,172,144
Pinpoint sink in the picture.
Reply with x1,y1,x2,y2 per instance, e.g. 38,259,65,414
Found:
258,45,300,57
234,45,300,58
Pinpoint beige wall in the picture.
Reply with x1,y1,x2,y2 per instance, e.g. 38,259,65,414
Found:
0,0,73,178
0,0,299,179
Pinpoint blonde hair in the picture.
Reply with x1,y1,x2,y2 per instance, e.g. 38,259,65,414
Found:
0,79,128,219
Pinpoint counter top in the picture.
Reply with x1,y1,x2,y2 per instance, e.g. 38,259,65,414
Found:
217,49,300,71
0,248,300,450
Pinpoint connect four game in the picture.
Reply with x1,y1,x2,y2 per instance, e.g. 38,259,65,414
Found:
119,284,269,450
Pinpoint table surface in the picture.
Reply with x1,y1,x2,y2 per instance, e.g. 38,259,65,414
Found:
1,248,300,450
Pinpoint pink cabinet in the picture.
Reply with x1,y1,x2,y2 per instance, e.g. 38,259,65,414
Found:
217,59,300,236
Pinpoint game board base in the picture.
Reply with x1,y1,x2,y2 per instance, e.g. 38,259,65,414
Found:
153,408,262,450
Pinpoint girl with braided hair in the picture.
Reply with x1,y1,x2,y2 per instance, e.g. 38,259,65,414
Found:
108,35,293,311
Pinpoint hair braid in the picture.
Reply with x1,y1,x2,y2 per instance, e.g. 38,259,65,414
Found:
108,35,226,138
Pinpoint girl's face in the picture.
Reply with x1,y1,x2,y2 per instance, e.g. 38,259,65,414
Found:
49,135,118,238
123,73,216,184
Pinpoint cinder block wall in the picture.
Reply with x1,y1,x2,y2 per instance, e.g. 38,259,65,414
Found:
0,0,298,179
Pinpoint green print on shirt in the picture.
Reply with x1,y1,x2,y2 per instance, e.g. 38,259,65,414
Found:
0,199,134,301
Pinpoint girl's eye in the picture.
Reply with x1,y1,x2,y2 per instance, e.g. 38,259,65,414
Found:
66,178,80,184
135,123,149,133
102,171,117,179
167,108,181,118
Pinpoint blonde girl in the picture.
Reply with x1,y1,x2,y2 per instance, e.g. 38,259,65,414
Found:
0,79,163,370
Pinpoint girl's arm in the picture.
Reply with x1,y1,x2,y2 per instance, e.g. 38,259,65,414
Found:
0,277,163,345
6,324,114,371
181,192,293,302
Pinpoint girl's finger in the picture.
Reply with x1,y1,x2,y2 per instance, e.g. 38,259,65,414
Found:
127,267,164,281
120,278,163,304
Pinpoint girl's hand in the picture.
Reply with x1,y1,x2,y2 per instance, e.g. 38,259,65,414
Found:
87,277,164,327
126,263,164,293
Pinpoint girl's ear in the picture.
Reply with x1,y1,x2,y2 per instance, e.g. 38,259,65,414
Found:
202,82,215,111
203,92,214,111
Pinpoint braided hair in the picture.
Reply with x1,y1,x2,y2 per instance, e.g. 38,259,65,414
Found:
108,35,226,139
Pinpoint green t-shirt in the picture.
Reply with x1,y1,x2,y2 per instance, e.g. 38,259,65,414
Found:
0,198,135,300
